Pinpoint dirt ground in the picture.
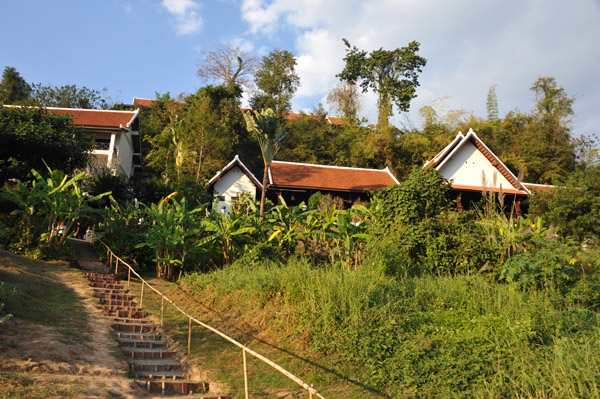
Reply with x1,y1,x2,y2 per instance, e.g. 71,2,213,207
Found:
0,261,160,398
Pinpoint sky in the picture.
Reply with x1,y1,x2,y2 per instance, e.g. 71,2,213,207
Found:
1,0,599,137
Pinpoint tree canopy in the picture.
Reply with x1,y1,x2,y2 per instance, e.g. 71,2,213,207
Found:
338,39,427,129
0,67,31,105
0,107,92,183
250,49,300,115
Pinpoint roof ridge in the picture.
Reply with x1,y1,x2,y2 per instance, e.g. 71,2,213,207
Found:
271,160,390,172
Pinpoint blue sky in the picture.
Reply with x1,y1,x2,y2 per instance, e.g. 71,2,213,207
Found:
1,0,599,138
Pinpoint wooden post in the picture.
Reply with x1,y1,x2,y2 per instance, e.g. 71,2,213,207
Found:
140,282,145,309
161,296,165,327
115,258,119,274
187,317,192,356
127,268,131,289
309,391,313,399
109,252,113,268
106,248,109,263
243,348,249,399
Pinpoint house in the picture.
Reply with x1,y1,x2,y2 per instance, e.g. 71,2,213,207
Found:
267,160,400,207
2,105,142,178
207,155,262,214
47,107,142,178
424,128,531,214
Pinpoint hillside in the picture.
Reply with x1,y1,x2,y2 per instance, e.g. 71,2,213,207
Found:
0,250,147,398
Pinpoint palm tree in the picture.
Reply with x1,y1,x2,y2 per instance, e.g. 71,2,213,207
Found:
243,108,284,217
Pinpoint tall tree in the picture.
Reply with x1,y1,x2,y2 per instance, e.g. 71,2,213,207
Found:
243,108,284,217
31,83,106,109
337,39,426,129
327,82,361,121
486,84,499,123
196,43,258,90
0,67,31,105
250,49,300,114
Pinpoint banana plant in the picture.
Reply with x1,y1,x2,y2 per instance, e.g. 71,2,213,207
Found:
265,198,310,256
201,209,256,265
136,194,204,279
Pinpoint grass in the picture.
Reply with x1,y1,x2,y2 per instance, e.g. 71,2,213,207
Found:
0,372,82,399
125,271,366,398
0,250,89,338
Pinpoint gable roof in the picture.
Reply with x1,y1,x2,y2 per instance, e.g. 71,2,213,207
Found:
207,155,263,190
268,161,399,192
3,105,139,131
47,107,139,130
425,128,530,195
132,97,153,107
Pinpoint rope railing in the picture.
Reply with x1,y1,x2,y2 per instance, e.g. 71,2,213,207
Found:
98,240,326,399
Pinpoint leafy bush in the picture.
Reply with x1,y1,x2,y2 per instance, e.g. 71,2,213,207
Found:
374,166,450,231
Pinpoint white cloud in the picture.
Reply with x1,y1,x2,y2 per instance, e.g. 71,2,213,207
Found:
162,0,203,35
241,0,600,134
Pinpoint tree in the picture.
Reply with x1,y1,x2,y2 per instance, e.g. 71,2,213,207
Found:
327,82,361,121
0,67,31,105
196,43,258,90
31,83,106,109
337,39,426,129
486,84,499,123
0,107,92,184
243,108,285,217
250,49,300,114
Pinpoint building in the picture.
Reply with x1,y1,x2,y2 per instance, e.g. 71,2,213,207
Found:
48,107,142,178
207,155,262,214
267,160,400,207
424,128,531,214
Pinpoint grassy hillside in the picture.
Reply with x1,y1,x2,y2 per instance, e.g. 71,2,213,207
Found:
130,255,600,398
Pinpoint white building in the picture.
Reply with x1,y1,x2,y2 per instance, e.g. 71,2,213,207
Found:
48,107,142,178
207,155,262,214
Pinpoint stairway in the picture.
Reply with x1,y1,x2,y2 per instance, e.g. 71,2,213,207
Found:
71,239,229,397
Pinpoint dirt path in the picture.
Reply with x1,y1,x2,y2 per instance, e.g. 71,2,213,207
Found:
0,260,155,398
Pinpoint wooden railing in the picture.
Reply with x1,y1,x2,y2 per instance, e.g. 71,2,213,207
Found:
99,240,326,399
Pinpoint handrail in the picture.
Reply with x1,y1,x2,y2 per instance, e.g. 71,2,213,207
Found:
98,239,326,399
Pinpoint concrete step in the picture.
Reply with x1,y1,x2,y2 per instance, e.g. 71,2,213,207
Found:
122,347,176,360
117,337,167,349
139,380,212,395
113,321,158,334
129,358,182,372
134,369,186,380
113,317,152,324
99,298,138,308
116,331,163,340
104,309,148,319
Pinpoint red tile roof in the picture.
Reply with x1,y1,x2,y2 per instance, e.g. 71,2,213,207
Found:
47,107,138,129
269,161,399,192
133,98,153,107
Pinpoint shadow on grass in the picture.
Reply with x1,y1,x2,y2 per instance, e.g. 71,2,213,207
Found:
174,284,392,398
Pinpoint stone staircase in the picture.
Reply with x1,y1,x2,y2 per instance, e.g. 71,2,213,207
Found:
71,239,230,397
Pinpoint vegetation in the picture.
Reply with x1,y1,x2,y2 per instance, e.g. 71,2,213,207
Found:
0,107,92,184
1,39,599,397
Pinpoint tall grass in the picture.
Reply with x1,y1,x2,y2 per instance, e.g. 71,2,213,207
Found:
183,257,600,398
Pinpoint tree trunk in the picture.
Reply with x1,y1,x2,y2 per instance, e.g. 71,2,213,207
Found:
259,163,268,218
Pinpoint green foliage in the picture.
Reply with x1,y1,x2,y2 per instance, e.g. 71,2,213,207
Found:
529,166,600,243
0,66,31,104
338,39,427,128
375,166,450,230
307,191,323,210
499,239,577,289
1,166,109,255
183,257,600,398
30,83,107,109
0,106,92,184
250,49,300,114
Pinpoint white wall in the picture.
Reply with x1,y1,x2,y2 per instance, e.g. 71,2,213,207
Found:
439,141,514,190
213,165,258,214
115,132,134,178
